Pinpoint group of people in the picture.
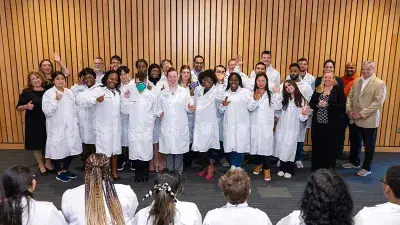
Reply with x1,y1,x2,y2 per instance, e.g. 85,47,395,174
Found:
1,155,399,225
16,49,387,184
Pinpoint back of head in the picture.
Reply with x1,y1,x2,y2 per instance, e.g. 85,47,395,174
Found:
0,166,35,225
147,169,181,225
385,165,400,199
219,170,250,205
300,169,353,225
84,153,125,225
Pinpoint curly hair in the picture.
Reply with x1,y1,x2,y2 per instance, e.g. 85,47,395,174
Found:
219,169,251,205
300,169,353,225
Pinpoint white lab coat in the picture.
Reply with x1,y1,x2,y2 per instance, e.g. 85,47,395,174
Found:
21,197,68,225
73,83,100,144
250,65,281,87
276,210,303,225
148,80,165,144
191,85,222,152
354,202,400,225
280,80,313,142
274,99,308,162
120,80,135,147
77,86,122,157
121,86,157,161
134,200,202,225
62,184,139,225
157,85,194,154
219,87,253,153
203,202,273,225
95,72,105,84
286,73,316,91
248,91,282,156
42,87,82,159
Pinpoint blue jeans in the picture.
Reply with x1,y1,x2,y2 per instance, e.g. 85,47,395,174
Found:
229,152,244,167
208,141,226,160
295,142,304,161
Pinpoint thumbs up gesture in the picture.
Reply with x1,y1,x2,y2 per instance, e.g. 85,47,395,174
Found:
25,101,34,110
96,94,105,102
55,91,63,100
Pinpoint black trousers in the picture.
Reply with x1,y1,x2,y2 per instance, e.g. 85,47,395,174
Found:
256,155,273,170
199,152,211,169
279,161,294,174
339,116,362,155
81,144,96,163
117,147,129,167
134,160,149,178
52,156,73,172
349,125,377,171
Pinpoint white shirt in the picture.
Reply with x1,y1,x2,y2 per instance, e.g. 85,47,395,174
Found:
21,197,68,225
276,210,303,225
285,73,316,91
354,202,400,225
203,202,273,225
62,184,139,225
134,200,202,225
250,65,281,87
361,75,373,92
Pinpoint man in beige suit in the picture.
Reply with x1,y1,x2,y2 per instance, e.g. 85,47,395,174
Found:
343,61,386,176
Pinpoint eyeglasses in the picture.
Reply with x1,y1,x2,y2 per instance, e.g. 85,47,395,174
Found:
201,77,212,82
194,62,204,65
379,178,387,185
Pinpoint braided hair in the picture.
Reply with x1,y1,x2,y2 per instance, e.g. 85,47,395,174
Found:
84,153,125,225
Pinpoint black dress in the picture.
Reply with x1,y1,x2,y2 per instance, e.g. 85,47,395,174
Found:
16,88,47,150
309,85,345,171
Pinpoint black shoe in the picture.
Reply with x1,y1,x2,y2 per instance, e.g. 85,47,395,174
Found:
40,170,49,176
142,176,149,182
45,167,56,174
135,177,142,183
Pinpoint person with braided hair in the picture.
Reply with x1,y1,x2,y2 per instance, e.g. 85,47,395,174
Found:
134,169,202,225
0,166,67,225
61,153,138,225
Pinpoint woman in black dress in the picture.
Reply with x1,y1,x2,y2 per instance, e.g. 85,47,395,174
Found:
310,72,345,171
16,71,54,175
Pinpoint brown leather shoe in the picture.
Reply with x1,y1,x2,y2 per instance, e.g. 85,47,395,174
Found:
264,169,271,181
253,164,263,175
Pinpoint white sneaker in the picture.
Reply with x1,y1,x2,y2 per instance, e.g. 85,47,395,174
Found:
230,165,236,171
236,167,242,171
342,163,361,169
295,161,304,169
357,169,371,177
277,171,284,177
284,173,292,178
277,161,281,167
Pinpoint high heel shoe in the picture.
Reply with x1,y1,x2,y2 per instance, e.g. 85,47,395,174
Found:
205,165,214,180
198,169,207,177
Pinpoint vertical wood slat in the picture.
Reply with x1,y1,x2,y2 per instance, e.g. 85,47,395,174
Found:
0,0,399,150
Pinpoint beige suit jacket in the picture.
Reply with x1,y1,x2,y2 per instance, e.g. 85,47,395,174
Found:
346,74,386,128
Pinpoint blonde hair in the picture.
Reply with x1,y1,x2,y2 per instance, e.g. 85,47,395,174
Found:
316,73,337,93
26,71,45,89
85,153,125,225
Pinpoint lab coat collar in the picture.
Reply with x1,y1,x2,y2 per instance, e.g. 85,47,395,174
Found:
225,201,249,208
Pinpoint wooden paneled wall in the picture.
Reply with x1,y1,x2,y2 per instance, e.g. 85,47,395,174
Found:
0,0,400,150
